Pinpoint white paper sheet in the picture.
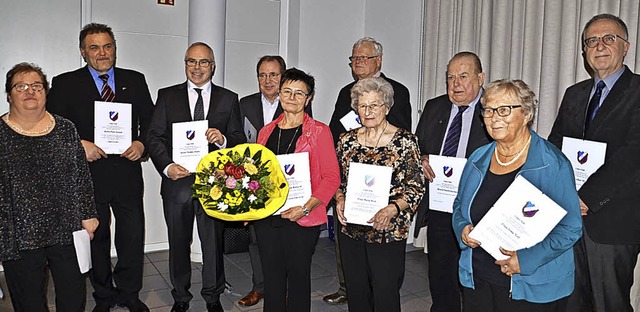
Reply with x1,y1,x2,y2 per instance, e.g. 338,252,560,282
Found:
468,176,567,260
243,117,259,143
172,120,209,172
429,155,467,213
73,230,92,274
94,101,132,154
561,137,607,190
274,152,312,215
340,110,362,131
344,162,393,226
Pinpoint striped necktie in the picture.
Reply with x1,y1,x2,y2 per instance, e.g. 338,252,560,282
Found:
99,74,115,102
442,105,469,157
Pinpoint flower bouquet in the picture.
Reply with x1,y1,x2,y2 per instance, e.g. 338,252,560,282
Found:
193,143,289,221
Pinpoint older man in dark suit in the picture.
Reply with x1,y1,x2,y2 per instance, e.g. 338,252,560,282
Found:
236,55,311,307
47,23,154,312
549,14,640,312
146,42,245,312
414,52,491,312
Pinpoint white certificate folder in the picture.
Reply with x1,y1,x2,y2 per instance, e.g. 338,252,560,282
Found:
469,176,567,260
344,162,393,226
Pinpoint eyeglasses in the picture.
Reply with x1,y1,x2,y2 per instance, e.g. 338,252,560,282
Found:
12,83,45,93
481,105,522,118
349,55,379,62
583,34,628,48
258,72,281,80
357,103,385,112
280,88,308,99
185,59,214,67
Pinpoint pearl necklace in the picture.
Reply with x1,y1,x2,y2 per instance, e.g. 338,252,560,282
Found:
494,135,531,167
365,121,388,148
4,112,55,136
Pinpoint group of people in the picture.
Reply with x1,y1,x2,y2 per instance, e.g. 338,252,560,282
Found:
0,12,638,312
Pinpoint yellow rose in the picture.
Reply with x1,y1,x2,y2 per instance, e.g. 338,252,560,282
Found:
244,163,258,175
209,185,223,200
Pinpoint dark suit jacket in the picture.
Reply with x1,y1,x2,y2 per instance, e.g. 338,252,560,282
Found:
47,66,154,202
238,92,312,143
329,73,412,145
413,94,491,236
147,82,246,204
548,66,640,244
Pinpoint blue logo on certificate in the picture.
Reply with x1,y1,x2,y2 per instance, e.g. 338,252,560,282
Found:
186,130,196,140
365,175,375,187
522,201,539,217
443,166,453,177
577,151,588,164
109,111,119,121
284,164,295,175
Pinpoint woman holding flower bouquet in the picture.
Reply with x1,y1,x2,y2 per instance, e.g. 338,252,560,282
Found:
254,68,340,312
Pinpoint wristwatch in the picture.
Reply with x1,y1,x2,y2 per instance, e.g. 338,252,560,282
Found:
301,206,310,216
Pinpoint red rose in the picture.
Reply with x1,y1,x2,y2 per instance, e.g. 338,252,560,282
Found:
223,162,236,176
232,165,245,179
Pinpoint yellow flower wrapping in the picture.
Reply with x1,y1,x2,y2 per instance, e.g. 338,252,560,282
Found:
194,143,289,221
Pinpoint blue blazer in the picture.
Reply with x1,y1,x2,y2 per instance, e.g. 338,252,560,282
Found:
452,130,582,303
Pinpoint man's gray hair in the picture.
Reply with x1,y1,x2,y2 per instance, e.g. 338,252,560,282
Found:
353,37,383,56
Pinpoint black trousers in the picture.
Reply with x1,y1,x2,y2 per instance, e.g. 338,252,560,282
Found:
463,279,568,312
163,198,225,304
247,223,264,292
340,232,406,312
4,244,86,312
254,216,320,312
427,211,462,312
90,197,145,305
566,232,640,312
331,205,348,296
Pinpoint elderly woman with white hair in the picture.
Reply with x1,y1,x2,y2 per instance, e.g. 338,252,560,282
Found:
335,77,425,312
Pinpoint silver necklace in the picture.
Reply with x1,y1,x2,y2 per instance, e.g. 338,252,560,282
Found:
277,124,300,154
364,121,388,148
494,135,531,167
4,112,55,135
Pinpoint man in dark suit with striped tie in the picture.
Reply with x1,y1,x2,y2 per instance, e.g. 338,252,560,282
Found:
414,52,491,312
47,23,155,312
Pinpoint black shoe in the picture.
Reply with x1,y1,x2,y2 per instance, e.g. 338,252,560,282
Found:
92,302,114,312
119,298,150,312
206,301,223,312
171,301,189,312
322,291,348,305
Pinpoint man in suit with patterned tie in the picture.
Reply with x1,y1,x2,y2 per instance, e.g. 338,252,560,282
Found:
236,55,312,307
549,14,640,312
414,52,492,312
47,23,154,312
146,42,245,312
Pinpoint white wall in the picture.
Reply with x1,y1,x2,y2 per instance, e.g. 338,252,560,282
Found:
0,0,423,252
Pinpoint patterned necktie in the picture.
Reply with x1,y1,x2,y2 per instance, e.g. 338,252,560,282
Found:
193,88,205,120
584,80,606,135
99,74,115,102
441,105,469,157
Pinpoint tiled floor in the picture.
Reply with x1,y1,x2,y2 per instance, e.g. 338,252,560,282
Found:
0,238,432,311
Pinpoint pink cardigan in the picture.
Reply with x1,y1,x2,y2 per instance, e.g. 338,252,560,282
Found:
257,113,341,227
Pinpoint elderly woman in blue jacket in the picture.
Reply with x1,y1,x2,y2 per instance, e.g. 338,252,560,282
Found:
452,79,582,311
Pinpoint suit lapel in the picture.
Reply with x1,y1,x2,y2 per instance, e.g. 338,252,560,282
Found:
589,68,631,135
80,66,102,100
176,82,193,121
207,82,217,120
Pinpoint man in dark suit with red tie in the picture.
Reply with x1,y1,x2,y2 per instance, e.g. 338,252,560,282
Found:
414,52,491,312
146,42,245,312
47,23,154,312
549,14,640,312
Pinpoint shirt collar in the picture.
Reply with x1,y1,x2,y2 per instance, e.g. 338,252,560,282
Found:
187,80,212,94
596,66,625,90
